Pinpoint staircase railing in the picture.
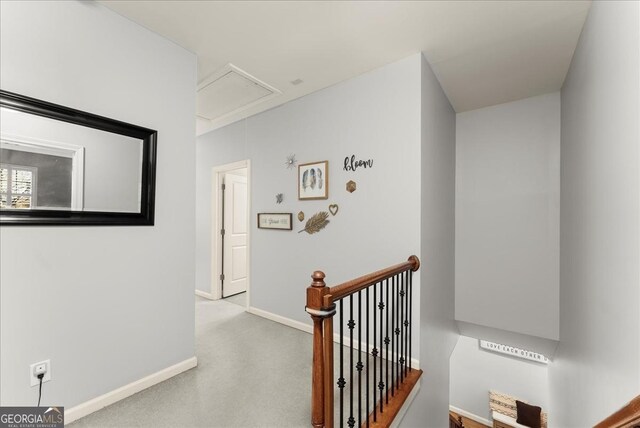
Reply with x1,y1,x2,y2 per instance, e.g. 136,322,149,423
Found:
594,394,640,428
305,256,422,428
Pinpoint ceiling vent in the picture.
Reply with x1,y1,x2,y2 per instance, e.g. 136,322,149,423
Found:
197,64,281,122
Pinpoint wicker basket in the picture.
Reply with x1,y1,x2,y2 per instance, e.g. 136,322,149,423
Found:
489,390,548,428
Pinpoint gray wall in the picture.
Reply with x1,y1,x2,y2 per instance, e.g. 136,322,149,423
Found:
197,54,423,344
550,1,640,426
449,336,549,422
455,92,560,341
0,1,196,407
400,53,458,428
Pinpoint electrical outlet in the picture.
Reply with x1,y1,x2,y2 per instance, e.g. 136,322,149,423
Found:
29,360,51,386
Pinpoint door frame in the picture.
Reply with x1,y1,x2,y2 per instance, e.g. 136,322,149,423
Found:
210,159,251,304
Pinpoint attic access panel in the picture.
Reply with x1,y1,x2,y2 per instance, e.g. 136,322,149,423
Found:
197,64,281,121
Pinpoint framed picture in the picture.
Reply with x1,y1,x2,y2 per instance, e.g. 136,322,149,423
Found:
298,161,329,200
257,213,293,230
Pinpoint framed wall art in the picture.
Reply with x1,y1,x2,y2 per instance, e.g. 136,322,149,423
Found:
298,160,328,200
257,213,292,230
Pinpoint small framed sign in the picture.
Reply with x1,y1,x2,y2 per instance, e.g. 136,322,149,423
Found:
257,213,292,230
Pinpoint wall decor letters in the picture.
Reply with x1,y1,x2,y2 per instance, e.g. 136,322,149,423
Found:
276,193,283,204
297,211,305,222
343,155,373,172
298,211,329,234
298,161,328,200
346,180,356,193
479,340,549,364
328,204,339,216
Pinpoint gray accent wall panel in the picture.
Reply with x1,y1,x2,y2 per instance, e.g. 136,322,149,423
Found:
455,92,561,341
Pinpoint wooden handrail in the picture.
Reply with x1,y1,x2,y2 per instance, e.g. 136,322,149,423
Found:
594,394,640,428
305,256,421,428
327,255,420,303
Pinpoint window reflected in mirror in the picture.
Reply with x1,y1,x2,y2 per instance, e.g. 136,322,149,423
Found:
0,165,37,209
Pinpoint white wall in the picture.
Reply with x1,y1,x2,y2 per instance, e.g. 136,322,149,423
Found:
196,54,423,345
400,53,458,428
0,1,196,408
449,336,549,422
550,1,640,426
456,93,560,341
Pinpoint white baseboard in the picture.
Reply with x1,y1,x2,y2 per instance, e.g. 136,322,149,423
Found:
450,404,492,427
247,306,313,334
247,306,420,369
195,290,215,300
65,357,197,424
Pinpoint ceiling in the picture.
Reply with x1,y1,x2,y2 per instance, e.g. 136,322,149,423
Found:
101,1,591,135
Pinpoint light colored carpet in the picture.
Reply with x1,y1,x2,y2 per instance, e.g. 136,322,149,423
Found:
223,292,246,308
69,296,313,427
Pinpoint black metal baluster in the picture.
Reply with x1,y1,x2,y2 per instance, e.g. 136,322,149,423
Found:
348,295,355,428
400,272,404,379
385,278,390,404
396,272,404,385
365,287,370,428
397,275,401,389
395,273,400,388
357,291,363,428
379,280,385,412
373,282,378,421
409,271,413,372
400,272,406,382
339,299,345,427
404,270,409,377
391,274,395,396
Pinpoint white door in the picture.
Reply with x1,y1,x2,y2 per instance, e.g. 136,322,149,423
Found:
222,173,248,297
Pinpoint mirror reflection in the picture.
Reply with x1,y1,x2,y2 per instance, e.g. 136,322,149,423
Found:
0,107,143,213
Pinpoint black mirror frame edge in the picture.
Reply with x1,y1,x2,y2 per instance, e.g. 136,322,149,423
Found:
0,90,157,226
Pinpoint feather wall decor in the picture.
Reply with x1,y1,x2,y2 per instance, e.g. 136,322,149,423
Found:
310,168,317,189
298,211,330,234
302,169,309,190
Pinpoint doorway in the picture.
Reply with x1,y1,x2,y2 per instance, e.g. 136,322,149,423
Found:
211,160,250,306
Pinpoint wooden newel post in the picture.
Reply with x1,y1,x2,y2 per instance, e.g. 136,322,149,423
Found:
305,271,334,428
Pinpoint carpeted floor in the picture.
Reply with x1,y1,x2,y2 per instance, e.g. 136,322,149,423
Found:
69,296,313,427
223,292,246,308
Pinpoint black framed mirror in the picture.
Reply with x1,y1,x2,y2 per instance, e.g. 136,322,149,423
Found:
0,90,156,225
